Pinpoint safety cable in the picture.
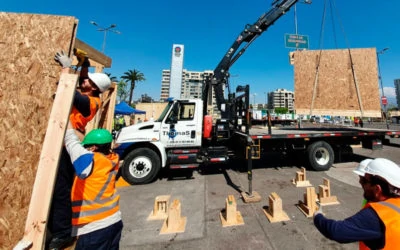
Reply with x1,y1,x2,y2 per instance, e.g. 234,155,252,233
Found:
330,0,364,117
329,0,338,48
310,0,328,115
311,0,363,117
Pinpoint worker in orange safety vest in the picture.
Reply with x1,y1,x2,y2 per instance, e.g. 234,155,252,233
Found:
65,121,122,249
314,158,400,249
48,51,112,249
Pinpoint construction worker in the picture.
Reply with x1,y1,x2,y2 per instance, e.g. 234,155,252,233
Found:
353,158,373,207
47,51,112,249
64,122,123,249
314,158,400,249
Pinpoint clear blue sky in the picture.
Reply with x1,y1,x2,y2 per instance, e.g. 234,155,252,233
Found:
2,0,399,104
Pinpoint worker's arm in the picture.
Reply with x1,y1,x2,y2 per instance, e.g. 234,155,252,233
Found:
314,208,384,248
79,56,90,79
72,91,91,117
64,123,94,179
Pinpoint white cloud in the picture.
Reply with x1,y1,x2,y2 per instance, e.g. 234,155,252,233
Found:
379,87,396,98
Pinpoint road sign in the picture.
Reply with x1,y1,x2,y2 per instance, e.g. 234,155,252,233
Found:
381,96,388,106
284,34,309,49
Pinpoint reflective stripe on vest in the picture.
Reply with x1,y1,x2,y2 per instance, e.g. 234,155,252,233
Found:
70,95,100,133
71,153,119,225
359,198,400,250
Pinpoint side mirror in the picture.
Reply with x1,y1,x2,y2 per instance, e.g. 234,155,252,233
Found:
169,116,178,125
166,103,179,124
172,103,179,117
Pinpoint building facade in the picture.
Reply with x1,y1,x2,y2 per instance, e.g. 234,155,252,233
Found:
160,69,171,101
395,79,400,108
267,88,295,112
160,44,222,118
160,69,215,100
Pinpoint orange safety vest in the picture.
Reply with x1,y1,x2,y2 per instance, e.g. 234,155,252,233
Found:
70,95,101,134
71,152,120,226
359,198,400,250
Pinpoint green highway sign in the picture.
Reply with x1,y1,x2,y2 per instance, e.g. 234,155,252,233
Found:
285,34,309,49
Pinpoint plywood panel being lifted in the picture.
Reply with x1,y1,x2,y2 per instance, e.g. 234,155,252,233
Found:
293,48,381,117
0,12,77,249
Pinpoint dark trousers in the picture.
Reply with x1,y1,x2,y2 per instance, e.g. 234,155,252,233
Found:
75,220,123,250
48,147,75,238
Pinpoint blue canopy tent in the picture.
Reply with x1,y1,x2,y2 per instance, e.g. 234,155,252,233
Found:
115,102,146,115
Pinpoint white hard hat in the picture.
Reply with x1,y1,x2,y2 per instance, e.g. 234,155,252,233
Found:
353,159,373,176
364,158,400,188
88,73,111,93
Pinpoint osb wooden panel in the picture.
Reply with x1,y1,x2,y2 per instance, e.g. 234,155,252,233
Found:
294,48,381,117
0,12,77,249
136,102,168,121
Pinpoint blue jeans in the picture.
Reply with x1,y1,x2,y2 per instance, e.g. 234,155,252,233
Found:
75,220,123,250
48,147,74,237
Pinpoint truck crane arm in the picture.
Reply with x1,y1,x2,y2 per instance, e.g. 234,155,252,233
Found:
203,0,310,119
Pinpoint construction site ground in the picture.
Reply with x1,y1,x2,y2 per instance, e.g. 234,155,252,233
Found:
118,136,400,250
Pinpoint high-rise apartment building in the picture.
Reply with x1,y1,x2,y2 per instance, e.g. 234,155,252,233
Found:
169,44,184,99
160,69,214,101
267,88,295,112
160,44,222,118
160,69,171,101
395,79,400,108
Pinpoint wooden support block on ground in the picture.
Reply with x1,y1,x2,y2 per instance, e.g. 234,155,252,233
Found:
220,195,244,227
241,191,261,203
318,178,340,206
263,192,290,223
148,195,171,220
160,199,187,234
296,186,318,217
292,167,312,187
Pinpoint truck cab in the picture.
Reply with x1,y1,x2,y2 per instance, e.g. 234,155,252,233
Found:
114,99,204,184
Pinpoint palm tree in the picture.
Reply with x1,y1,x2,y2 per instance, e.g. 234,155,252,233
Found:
121,69,146,106
117,80,128,103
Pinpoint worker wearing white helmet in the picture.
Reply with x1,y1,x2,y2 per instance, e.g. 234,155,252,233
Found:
48,51,112,249
353,158,373,207
88,72,112,93
314,158,400,250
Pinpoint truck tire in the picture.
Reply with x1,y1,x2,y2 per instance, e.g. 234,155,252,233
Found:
121,148,161,185
306,141,334,171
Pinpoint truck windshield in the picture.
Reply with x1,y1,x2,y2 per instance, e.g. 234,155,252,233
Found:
155,102,173,122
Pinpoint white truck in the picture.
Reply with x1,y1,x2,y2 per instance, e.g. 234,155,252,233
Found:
113,0,400,185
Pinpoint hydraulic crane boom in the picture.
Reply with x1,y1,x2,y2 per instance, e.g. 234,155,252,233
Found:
203,0,310,119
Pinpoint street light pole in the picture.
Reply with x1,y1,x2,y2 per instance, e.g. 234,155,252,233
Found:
377,47,389,129
90,21,121,53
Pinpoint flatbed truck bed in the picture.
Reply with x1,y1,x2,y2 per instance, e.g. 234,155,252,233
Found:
249,125,400,139
228,125,400,172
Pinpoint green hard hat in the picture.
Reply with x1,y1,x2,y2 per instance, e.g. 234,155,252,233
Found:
82,129,113,146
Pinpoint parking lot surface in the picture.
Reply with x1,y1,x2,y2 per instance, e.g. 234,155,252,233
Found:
118,139,400,250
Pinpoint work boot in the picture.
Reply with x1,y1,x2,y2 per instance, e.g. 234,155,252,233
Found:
47,236,74,250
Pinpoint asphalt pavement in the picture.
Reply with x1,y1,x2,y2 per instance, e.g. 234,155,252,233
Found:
117,139,400,250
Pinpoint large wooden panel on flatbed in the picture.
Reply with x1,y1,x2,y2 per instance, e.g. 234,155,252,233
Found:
293,48,381,117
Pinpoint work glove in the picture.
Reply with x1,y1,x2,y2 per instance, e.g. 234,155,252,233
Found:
54,51,72,68
313,202,324,217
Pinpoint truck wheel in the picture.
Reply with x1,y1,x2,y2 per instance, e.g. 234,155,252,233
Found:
121,148,160,185
306,141,334,171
